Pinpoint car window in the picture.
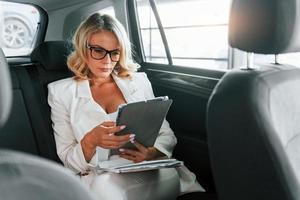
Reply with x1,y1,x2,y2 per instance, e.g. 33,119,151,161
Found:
136,0,168,64
0,1,40,57
255,53,300,67
136,0,231,70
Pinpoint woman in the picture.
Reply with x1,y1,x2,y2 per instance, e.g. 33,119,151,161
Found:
48,13,203,199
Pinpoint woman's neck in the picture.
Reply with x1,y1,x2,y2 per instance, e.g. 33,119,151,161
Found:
90,75,114,87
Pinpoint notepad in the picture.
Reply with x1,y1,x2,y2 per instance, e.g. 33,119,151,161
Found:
115,96,173,148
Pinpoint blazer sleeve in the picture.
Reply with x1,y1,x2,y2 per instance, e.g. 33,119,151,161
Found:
141,73,178,158
48,82,97,174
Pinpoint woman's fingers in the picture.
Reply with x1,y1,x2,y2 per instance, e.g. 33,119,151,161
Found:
101,139,128,148
119,144,158,162
119,151,144,163
99,121,116,127
92,121,138,149
119,148,145,160
106,133,134,141
98,122,127,136
96,122,128,137
106,125,126,135
119,154,137,162
104,125,135,142
131,141,147,154
101,134,134,149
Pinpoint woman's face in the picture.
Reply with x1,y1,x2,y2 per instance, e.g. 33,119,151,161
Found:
86,30,120,79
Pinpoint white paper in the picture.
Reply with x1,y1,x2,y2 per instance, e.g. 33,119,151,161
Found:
97,156,183,173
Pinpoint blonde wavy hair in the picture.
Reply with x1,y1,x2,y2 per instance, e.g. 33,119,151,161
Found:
67,13,138,81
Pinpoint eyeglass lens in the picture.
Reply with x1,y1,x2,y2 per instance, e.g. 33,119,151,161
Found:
89,46,120,62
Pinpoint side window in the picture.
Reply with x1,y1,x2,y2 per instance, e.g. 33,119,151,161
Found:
136,0,231,70
0,1,40,57
280,53,300,66
255,53,300,66
136,0,168,64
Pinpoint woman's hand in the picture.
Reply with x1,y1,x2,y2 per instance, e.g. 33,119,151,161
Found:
119,141,166,163
89,121,134,149
81,121,134,162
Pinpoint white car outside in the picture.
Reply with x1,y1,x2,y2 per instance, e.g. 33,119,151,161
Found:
0,2,39,56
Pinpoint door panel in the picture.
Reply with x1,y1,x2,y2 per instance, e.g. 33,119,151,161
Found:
142,64,224,192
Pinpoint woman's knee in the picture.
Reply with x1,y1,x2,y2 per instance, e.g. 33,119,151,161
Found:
90,169,180,200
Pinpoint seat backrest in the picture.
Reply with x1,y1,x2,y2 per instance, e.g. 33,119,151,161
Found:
0,41,72,162
0,66,58,158
0,48,12,128
207,0,300,200
30,40,73,97
0,47,50,157
30,41,73,123
0,47,96,200
28,41,73,161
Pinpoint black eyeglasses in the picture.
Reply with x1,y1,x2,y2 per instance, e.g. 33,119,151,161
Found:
86,44,120,62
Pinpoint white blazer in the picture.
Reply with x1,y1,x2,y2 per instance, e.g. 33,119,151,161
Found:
48,72,177,174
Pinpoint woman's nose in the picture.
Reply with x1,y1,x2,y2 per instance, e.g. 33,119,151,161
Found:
103,53,112,63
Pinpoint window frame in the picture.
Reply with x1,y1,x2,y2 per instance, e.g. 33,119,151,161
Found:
128,0,233,71
1,2,48,58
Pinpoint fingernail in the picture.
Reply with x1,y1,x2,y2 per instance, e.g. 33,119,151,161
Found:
109,133,113,136
130,138,135,143
129,134,135,138
119,148,124,152
120,125,126,129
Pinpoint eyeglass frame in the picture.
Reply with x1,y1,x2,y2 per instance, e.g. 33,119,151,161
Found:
86,44,120,62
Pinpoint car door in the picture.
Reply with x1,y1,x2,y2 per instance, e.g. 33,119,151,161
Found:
127,0,232,192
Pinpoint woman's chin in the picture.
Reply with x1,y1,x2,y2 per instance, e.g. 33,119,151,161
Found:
95,71,112,79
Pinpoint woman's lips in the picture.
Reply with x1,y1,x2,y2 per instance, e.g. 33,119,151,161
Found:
98,68,112,72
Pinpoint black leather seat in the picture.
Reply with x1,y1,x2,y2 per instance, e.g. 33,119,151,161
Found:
0,47,97,200
30,41,73,135
0,42,72,162
30,40,73,96
207,0,300,200
30,40,73,128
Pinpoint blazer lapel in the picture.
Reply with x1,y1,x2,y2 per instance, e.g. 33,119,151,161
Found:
75,80,110,161
112,74,145,103
74,80,108,136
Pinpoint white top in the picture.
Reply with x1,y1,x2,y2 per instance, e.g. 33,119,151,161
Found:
47,72,177,174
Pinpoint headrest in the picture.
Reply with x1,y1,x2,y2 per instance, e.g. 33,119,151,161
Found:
229,0,300,54
0,48,12,128
31,41,73,71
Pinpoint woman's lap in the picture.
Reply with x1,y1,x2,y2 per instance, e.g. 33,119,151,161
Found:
90,168,180,200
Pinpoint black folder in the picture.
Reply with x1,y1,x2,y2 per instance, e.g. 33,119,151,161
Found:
115,96,173,148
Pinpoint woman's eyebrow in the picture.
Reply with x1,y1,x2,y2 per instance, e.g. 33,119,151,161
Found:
88,44,103,48
88,44,120,51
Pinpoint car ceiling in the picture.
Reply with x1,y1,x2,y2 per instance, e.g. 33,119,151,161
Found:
1,0,102,11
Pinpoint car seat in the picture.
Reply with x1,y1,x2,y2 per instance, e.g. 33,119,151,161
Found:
207,0,300,199
0,47,96,200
